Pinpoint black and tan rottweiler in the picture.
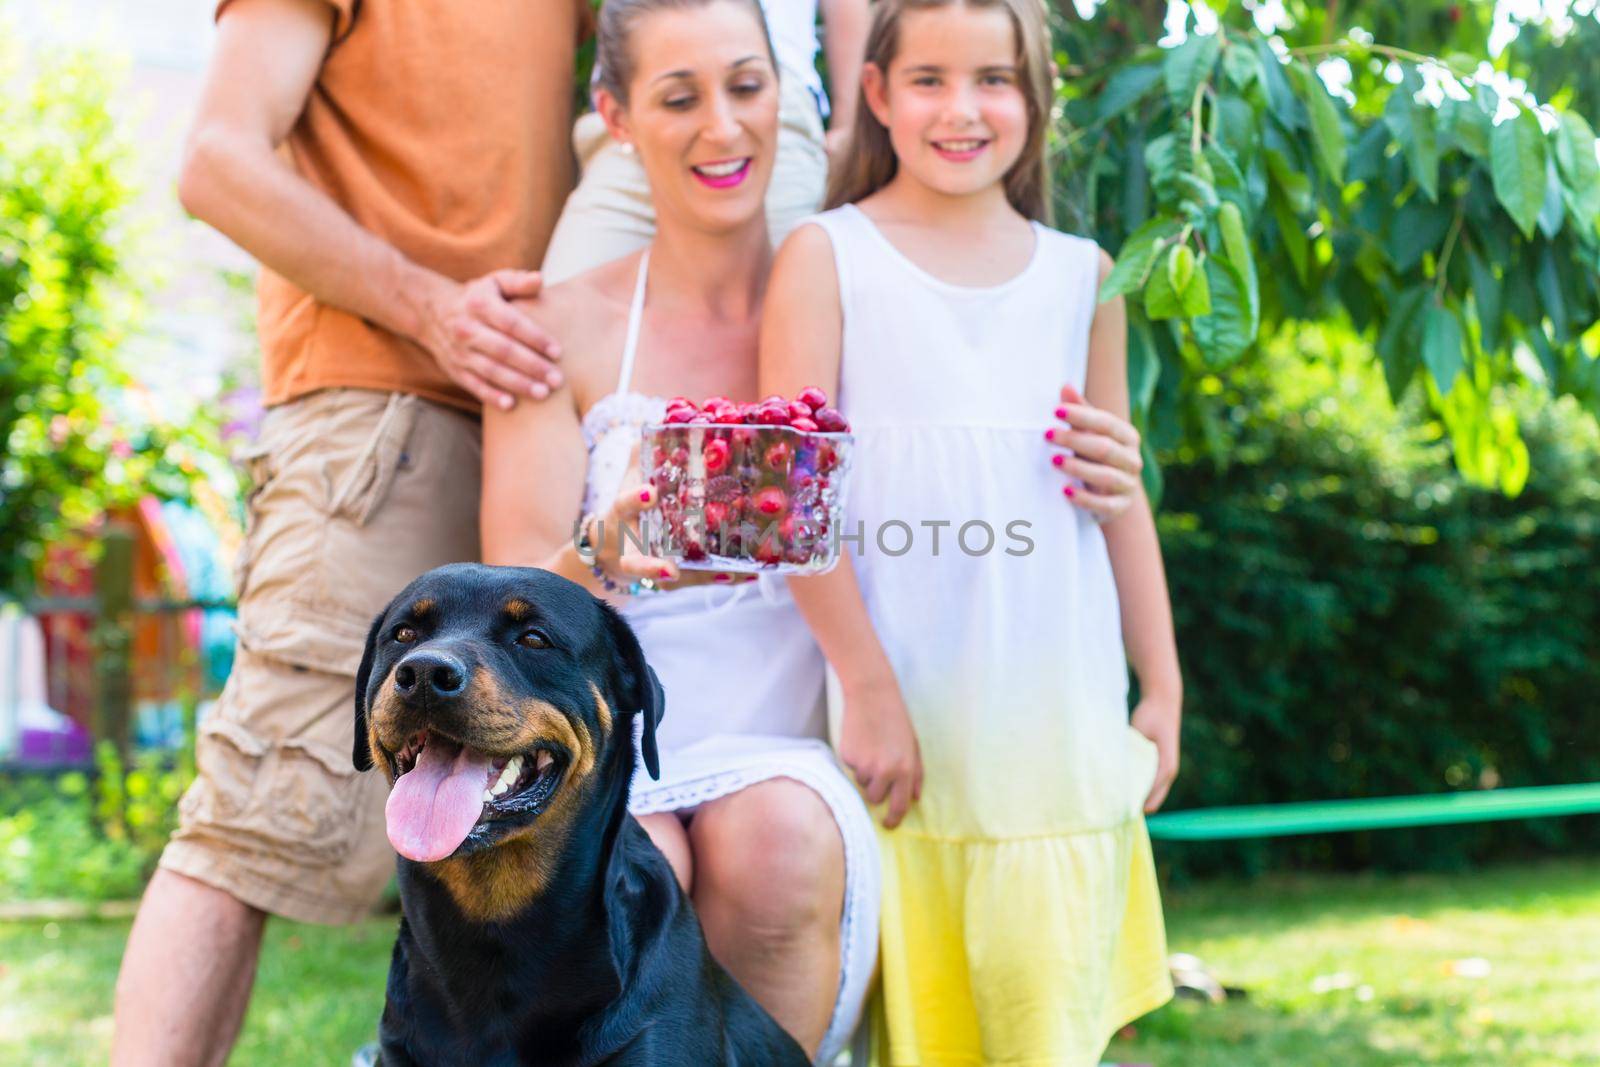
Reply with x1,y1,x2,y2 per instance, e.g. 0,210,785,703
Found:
353,563,810,1066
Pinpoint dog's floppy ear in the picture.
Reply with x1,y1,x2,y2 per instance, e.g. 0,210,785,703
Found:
601,603,666,780
352,608,389,772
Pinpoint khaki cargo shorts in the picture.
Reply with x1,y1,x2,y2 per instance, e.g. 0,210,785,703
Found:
161,388,481,925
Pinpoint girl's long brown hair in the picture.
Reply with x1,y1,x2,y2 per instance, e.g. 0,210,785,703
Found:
824,0,1054,224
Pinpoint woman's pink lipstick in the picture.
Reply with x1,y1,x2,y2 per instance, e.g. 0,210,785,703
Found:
691,158,752,189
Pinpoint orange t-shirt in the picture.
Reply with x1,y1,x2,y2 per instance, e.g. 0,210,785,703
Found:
219,0,583,413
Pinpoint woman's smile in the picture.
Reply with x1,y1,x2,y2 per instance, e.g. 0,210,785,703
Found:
691,157,754,187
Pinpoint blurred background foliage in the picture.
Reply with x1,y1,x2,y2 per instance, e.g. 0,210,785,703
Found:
0,26,227,600
1157,333,1600,878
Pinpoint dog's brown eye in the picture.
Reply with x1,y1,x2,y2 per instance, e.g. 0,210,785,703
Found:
517,628,550,649
393,625,418,644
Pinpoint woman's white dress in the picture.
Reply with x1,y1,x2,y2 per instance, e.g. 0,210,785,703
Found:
578,252,879,1066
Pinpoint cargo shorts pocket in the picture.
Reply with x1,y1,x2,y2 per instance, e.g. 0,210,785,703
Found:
323,393,420,528
231,441,279,604
180,714,368,867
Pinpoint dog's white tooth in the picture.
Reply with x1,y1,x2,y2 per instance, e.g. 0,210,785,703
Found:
490,754,522,796
482,789,493,803
536,751,554,773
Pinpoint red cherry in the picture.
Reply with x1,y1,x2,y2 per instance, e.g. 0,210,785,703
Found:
752,537,784,565
667,396,697,410
684,540,708,562
814,407,849,433
764,441,792,469
704,500,731,531
756,405,790,426
670,446,689,467
664,408,695,425
816,445,839,473
702,395,731,410
797,386,829,411
761,394,787,407
687,413,713,425
787,400,813,422
651,447,668,467
753,486,788,516
703,438,731,473
731,426,760,449
789,416,819,433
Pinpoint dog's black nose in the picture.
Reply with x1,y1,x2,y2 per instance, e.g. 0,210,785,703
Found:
393,650,467,702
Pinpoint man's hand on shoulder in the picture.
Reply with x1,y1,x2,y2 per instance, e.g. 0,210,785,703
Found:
411,269,564,411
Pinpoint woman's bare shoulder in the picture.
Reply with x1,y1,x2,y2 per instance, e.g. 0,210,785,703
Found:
516,255,639,402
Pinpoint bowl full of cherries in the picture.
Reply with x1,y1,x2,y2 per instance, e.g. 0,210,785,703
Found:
641,388,853,575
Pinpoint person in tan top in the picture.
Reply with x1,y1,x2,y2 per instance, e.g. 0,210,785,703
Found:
111,1,583,1063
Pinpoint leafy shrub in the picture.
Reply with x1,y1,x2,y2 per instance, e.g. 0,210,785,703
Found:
0,744,193,901
1156,330,1600,878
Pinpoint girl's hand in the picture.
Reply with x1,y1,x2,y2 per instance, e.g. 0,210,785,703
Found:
1046,383,1144,524
1131,696,1181,813
838,674,923,829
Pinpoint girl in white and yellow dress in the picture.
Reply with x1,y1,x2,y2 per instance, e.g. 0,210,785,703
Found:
761,0,1182,1062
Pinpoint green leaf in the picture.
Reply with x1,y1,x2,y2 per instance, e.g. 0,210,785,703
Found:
1383,77,1440,201
1180,254,1213,317
1125,316,1160,422
1347,122,1390,184
1215,201,1258,326
1192,255,1254,366
1289,62,1347,184
1143,255,1183,320
1214,95,1261,169
1378,286,1430,401
1100,218,1183,302
1145,132,1189,199
1264,148,1312,214
1267,191,1307,284
1222,43,1263,92
1256,39,1304,131
1447,97,1492,160
1218,201,1250,273
1465,242,1503,354
1096,63,1163,122
1554,111,1600,224
1536,243,1569,341
1422,299,1467,393
1387,199,1454,272
1491,107,1550,239
1536,155,1565,238
1165,33,1223,108
1168,243,1196,294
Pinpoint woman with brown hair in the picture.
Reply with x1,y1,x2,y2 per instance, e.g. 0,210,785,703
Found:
481,0,875,1059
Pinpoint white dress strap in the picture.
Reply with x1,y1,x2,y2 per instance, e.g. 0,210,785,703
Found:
617,249,650,394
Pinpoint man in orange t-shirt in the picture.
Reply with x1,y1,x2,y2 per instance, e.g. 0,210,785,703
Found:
111,1,584,1062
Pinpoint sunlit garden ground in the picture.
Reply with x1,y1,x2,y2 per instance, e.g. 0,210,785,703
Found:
4,856,1597,1066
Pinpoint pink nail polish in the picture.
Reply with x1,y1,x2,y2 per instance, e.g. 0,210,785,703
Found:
1064,485,1076,498
639,489,651,503
1054,406,1067,420
1044,428,1055,442
1051,454,1064,468
659,568,672,579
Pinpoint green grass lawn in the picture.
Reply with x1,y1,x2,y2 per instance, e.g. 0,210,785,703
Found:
2,858,1596,1065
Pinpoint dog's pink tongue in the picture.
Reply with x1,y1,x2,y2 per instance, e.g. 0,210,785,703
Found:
386,738,492,862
